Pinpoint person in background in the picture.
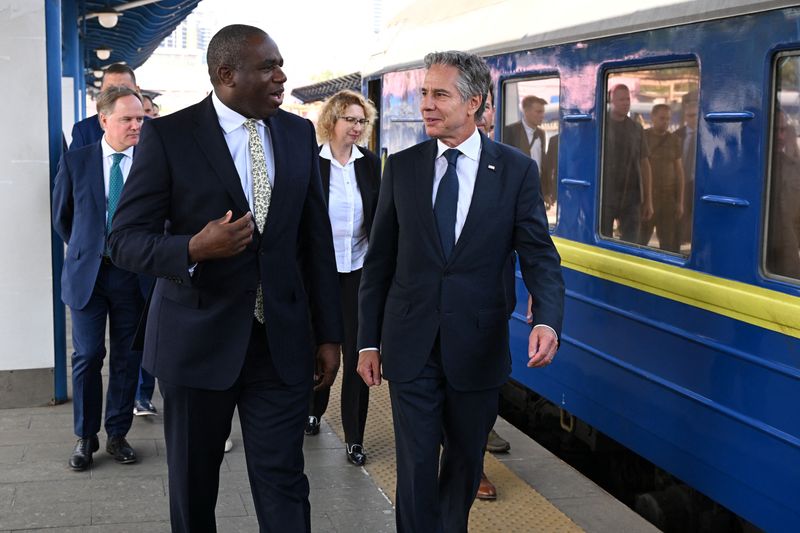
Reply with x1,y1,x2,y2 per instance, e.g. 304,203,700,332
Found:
640,104,684,252
357,50,564,532
69,64,138,151
474,82,511,502
52,86,146,470
675,92,698,245
766,109,800,278
109,25,342,531
305,90,381,468
141,95,156,118
601,83,653,242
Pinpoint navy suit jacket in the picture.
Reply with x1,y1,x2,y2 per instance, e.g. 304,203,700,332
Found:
109,95,342,390
319,145,381,240
52,142,109,309
68,115,104,151
358,132,564,391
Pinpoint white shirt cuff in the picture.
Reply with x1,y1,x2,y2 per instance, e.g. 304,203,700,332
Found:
359,347,379,353
533,324,558,343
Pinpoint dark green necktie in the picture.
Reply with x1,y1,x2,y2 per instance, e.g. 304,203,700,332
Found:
106,152,124,250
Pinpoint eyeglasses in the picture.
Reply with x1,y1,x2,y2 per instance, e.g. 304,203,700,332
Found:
339,116,370,126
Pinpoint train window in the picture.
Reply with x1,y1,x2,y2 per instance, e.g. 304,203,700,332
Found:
601,65,699,255
765,54,800,281
501,77,560,227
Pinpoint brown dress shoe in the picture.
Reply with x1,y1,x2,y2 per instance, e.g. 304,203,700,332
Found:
476,471,497,500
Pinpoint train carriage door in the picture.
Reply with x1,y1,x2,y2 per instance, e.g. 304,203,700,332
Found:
500,76,561,228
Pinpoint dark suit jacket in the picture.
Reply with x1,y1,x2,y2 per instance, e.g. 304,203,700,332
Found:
109,95,342,390
358,132,564,391
69,115,104,151
52,142,110,309
503,121,549,187
319,145,381,240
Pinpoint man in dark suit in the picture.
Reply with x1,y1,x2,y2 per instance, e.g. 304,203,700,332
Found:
108,25,342,532
675,92,698,245
52,86,146,471
69,64,138,151
357,51,564,532
503,95,550,187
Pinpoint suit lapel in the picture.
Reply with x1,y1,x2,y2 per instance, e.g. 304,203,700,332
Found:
89,142,106,216
414,140,443,259
263,111,291,238
450,133,502,263
192,96,250,215
319,154,331,206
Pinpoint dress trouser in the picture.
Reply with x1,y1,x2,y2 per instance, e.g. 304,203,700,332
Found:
70,262,143,438
159,321,311,533
389,341,500,533
309,269,369,444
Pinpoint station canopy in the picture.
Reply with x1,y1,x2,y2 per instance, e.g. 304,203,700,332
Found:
291,73,362,104
82,0,201,80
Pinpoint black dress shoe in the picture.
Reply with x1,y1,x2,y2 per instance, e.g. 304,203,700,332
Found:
305,416,320,436
346,443,367,466
106,435,137,464
69,435,99,471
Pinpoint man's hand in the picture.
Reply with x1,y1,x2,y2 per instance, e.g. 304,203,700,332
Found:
357,349,382,386
313,343,341,391
188,211,254,263
527,326,558,368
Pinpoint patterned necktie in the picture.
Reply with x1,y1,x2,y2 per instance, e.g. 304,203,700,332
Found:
105,152,125,254
434,148,460,259
244,119,272,323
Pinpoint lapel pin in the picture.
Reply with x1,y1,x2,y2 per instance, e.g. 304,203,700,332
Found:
488,164,496,171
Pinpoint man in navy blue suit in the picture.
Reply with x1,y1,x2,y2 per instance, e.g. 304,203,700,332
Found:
357,51,564,532
68,64,138,151
52,86,146,471
109,25,342,532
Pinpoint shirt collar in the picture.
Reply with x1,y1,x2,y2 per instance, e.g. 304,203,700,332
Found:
320,142,365,165
212,91,266,133
436,128,481,161
101,136,134,160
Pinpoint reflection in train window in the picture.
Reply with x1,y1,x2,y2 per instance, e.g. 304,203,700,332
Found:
501,77,560,227
600,65,699,255
765,54,800,282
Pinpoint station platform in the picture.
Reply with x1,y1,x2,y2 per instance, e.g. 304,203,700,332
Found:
0,369,658,532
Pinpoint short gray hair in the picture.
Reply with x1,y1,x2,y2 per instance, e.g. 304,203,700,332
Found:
96,86,142,116
424,51,492,121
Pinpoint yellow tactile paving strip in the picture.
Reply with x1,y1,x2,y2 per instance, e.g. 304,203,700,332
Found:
325,377,584,532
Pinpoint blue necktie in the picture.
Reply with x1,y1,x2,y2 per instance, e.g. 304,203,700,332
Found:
106,152,124,252
434,149,460,259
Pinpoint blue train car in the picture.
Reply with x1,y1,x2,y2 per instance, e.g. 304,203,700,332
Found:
363,1,800,531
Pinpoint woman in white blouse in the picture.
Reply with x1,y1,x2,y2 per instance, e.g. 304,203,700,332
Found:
306,90,381,467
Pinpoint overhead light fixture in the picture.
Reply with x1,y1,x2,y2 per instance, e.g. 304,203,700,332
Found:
93,69,104,78
96,47,112,60
93,80,102,88
96,10,119,29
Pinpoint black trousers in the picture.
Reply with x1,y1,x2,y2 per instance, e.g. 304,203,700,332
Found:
309,269,369,444
159,321,311,533
389,342,499,533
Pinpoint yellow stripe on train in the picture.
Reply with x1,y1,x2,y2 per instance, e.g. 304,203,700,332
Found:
551,237,800,339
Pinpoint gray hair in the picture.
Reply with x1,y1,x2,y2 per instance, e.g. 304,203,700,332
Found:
424,51,492,121
96,86,142,116
207,24,266,86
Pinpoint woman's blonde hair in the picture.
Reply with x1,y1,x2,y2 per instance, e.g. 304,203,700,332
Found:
317,89,378,145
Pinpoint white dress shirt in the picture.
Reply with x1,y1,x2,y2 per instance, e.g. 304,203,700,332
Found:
360,128,558,354
522,120,542,167
432,128,482,242
100,136,134,224
320,143,368,273
212,91,276,211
